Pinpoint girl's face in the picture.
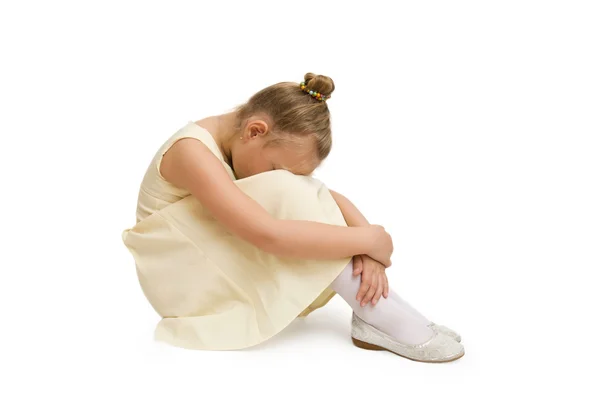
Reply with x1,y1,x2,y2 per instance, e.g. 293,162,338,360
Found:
230,128,319,179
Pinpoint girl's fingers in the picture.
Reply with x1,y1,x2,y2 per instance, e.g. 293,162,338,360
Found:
356,278,370,303
353,255,363,276
372,275,384,305
383,272,389,298
362,276,377,307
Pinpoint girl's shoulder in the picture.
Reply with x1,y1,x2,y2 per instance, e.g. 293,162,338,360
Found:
159,118,235,181
135,118,231,222
162,118,217,153
193,116,217,133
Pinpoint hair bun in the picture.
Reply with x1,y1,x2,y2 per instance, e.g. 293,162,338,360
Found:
303,72,335,98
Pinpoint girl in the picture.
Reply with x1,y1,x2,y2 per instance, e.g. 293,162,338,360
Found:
122,73,464,362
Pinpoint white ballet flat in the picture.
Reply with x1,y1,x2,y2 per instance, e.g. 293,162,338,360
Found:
350,313,465,363
429,323,462,343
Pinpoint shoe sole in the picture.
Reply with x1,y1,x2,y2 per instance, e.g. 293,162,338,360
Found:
351,337,465,363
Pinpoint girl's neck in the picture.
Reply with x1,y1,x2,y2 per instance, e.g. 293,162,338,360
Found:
214,112,238,165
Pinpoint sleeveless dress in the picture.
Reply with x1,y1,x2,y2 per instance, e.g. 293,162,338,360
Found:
122,121,351,350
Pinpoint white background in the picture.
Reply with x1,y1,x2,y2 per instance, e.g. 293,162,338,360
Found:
1,1,599,400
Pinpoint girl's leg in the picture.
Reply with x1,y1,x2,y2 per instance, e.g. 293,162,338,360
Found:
331,260,435,345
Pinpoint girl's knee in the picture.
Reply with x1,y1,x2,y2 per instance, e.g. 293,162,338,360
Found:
235,170,330,219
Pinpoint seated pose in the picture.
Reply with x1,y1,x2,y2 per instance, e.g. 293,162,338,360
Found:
122,73,464,363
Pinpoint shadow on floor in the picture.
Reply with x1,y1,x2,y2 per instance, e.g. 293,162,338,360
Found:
241,309,352,352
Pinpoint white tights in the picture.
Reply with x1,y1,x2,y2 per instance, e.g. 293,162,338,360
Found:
330,260,435,345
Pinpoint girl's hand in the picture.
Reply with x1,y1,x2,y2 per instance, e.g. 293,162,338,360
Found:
353,254,390,307
367,225,394,267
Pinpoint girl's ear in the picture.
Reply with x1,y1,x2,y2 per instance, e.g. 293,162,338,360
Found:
248,120,269,139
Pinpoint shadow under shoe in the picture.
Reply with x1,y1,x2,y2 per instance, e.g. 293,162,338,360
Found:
350,313,465,363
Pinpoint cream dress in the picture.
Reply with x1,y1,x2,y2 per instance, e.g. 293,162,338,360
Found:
122,121,351,350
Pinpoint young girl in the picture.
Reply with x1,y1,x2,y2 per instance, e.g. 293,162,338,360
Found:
122,73,464,363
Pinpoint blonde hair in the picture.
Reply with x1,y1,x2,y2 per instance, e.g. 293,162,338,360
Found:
233,72,336,161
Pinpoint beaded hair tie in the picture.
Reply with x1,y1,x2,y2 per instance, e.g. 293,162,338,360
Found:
300,81,330,102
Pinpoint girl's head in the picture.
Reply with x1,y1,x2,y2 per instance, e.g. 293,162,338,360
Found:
228,72,335,179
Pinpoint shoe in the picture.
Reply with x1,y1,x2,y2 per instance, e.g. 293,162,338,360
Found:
350,313,465,363
429,322,462,343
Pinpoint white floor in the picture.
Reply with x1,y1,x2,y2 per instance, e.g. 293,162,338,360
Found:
6,263,595,401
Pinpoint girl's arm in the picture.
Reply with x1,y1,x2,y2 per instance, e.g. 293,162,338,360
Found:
329,190,370,227
160,138,392,264
330,190,391,302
